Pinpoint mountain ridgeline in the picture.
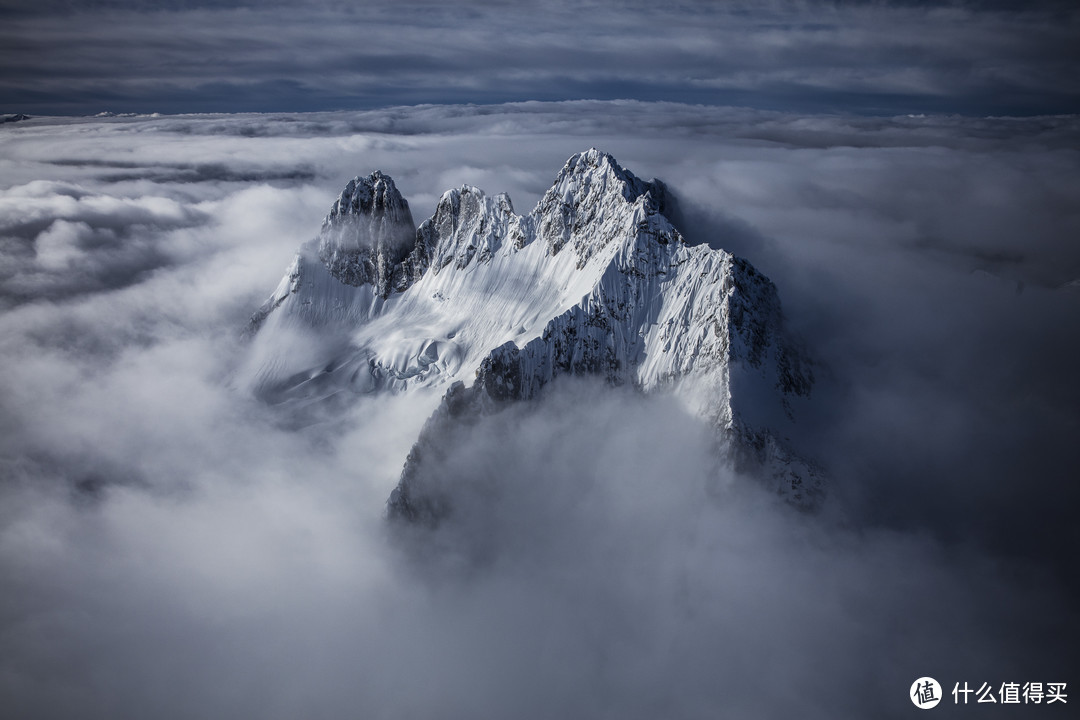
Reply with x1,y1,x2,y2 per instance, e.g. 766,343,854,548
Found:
248,149,822,514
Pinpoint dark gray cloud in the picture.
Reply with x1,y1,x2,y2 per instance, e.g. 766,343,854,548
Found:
1,1,1078,116
47,159,318,185
0,104,1078,717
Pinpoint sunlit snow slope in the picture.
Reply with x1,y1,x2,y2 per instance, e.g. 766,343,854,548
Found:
248,150,821,506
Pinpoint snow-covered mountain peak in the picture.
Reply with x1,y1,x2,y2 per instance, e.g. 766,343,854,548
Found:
549,149,674,216
421,184,521,274
533,149,680,264
247,150,822,507
554,148,627,184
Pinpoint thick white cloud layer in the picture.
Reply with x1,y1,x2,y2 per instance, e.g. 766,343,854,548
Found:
1,103,1078,718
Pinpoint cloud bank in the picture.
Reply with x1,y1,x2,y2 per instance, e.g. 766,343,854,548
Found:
1,103,1078,718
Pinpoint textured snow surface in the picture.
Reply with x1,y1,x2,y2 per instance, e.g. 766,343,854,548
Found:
248,149,821,506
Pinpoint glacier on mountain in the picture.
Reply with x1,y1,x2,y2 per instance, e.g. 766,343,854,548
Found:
246,149,822,511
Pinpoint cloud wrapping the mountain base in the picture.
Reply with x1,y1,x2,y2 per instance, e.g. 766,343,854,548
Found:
0,104,1077,717
3,379,1071,719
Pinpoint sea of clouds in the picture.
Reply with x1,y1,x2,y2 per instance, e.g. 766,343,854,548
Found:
1,102,1077,718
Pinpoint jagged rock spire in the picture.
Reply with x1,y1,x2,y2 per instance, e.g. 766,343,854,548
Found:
317,171,420,297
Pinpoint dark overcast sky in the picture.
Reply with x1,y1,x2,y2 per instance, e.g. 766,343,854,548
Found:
1,0,1078,116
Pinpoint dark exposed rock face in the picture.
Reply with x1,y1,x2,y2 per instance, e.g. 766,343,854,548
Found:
316,171,427,298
